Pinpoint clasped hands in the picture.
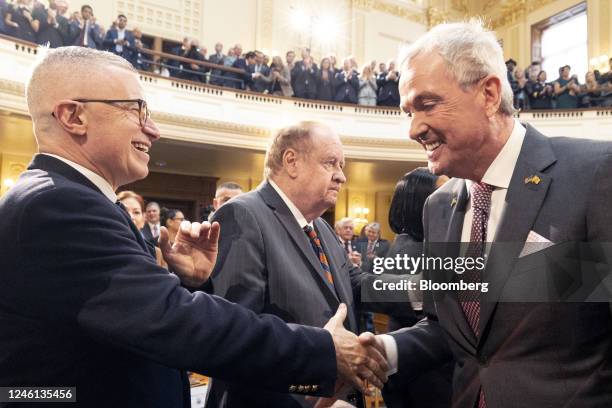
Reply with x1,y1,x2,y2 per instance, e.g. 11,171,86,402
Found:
158,221,390,402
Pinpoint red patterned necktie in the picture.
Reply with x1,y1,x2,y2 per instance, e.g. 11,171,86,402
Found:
303,226,334,285
459,182,493,408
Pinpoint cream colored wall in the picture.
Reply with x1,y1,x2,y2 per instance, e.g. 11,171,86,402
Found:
202,0,258,52
495,0,611,73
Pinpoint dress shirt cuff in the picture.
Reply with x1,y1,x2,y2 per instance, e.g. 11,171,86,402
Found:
379,334,398,375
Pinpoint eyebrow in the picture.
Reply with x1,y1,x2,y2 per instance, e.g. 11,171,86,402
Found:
402,91,443,112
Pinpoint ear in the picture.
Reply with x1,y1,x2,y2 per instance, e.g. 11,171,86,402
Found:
282,148,299,178
52,100,88,137
481,75,502,118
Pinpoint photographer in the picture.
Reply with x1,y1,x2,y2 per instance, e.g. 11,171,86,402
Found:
553,65,581,109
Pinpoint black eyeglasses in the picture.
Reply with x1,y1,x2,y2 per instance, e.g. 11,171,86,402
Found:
51,98,150,128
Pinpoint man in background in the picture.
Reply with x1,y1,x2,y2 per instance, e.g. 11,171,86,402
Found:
334,217,362,267
207,182,243,221
103,14,135,64
71,4,102,49
141,201,160,245
356,222,390,273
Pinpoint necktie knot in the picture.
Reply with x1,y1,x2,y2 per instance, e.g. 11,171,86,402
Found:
470,182,494,212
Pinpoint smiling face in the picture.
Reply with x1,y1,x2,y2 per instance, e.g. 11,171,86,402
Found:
77,66,160,189
121,196,144,228
400,52,494,179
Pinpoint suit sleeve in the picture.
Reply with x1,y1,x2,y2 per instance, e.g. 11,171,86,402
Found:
102,30,114,50
18,187,337,396
386,198,453,386
210,200,267,313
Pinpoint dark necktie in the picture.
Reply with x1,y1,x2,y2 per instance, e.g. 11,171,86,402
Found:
344,241,351,254
303,226,334,285
459,182,493,408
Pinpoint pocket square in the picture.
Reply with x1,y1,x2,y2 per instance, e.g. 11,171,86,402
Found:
519,230,554,258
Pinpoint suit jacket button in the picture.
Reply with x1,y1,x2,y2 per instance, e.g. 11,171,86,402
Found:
289,385,297,392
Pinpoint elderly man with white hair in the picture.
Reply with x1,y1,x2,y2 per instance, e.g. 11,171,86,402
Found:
356,20,612,408
334,217,362,267
0,46,391,407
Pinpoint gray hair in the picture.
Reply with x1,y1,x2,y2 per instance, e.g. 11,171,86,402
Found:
263,121,324,179
365,222,381,232
26,46,135,117
334,217,354,230
398,20,514,116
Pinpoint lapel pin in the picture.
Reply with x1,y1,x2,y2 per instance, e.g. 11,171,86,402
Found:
450,194,458,207
524,175,541,185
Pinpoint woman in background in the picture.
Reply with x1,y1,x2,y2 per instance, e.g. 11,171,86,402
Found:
118,190,166,267
316,57,335,101
358,64,378,106
382,168,453,408
160,208,185,246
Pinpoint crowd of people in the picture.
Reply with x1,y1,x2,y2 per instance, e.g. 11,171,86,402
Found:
507,58,612,109
5,1,612,110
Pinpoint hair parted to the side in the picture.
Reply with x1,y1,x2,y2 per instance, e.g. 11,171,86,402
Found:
398,19,515,116
26,46,136,115
263,121,324,179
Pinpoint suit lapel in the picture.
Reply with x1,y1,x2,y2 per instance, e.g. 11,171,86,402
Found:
432,179,479,348
258,182,340,302
314,219,351,305
478,125,556,341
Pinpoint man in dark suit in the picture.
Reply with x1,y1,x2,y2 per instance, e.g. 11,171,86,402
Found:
71,5,103,49
103,14,136,64
209,42,226,86
141,201,161,245
358,21,612,408
0,46,388,408
247,50,271,93
209,121,409,407
291,55,318,99
355,222,390,274
376,61,400,107
224,50,255,90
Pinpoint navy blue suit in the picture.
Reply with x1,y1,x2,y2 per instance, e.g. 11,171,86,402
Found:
103,28,136,63
334,71,359,104
0,154,337,407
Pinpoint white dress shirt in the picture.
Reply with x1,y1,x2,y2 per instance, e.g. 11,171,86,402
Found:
268,178,313,229
42,153,116,203
381,119,526,374
115,28,126,53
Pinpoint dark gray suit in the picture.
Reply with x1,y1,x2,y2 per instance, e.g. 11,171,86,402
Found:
208,181,408,407
390,124,612,407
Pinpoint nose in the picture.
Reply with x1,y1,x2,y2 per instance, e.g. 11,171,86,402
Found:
143,118,161,142
408,112,428,143
334,168,347,184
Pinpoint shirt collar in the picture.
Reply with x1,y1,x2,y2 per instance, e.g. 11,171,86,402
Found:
466,118,525,192
42,153,117,203
268,179,312,229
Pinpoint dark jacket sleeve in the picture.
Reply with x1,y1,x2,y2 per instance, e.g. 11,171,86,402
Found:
18,186,338,396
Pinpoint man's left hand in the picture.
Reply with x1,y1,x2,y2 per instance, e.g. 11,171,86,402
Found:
159,221,221,288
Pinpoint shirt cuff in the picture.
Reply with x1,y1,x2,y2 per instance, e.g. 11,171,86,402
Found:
379,334,398,376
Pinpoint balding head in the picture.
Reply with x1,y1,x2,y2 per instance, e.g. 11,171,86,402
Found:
27,46,135,123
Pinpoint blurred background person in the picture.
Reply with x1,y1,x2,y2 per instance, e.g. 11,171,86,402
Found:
208,42,225,86
141,201,161,246
358,63,378,106
512,67,528,110
579,70,602,107
247,50,270,93
334,217,361,267
268,55,293,97
103,14,135,63
160,208,185,246
291,54,317,99
377,59,400,107
71,4,102,48
356,222,389,274
334,58,359,104
528,70,553,109
208,182,243,221
4,0,38,43
316,56,335,102
31,1,64,48
117,190,166,267
554,64,581,109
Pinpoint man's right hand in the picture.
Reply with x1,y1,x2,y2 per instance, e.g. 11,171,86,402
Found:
324,304,388,394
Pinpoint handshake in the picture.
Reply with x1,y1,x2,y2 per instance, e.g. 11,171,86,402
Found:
321,303,388,406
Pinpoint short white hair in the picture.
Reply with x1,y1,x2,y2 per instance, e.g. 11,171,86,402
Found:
26,46,135,118
335,217,354,230
399,20,514,116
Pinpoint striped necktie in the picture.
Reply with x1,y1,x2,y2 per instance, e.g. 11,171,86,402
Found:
303,225,334,285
